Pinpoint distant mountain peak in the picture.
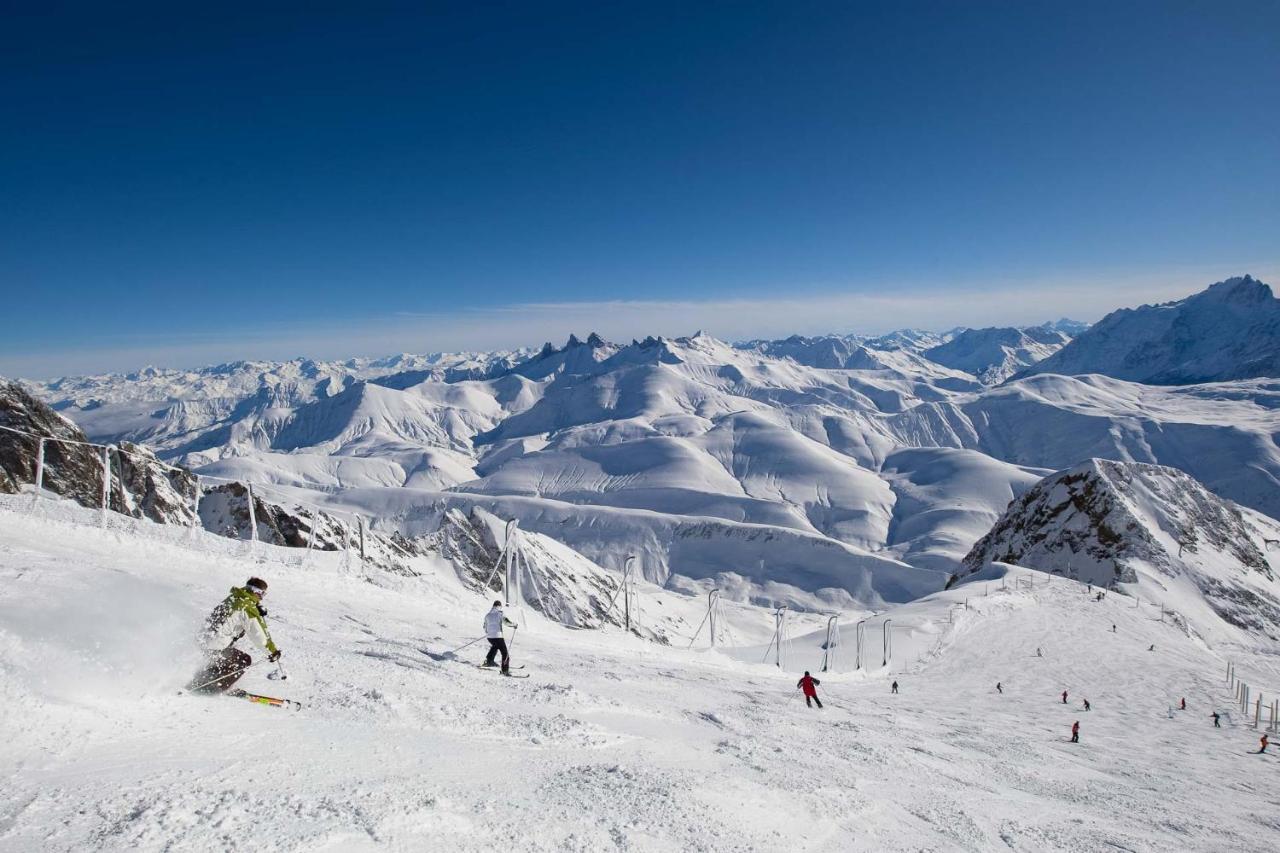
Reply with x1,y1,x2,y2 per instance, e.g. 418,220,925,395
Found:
923,325,1070,384
1017,275,1280,385
1200,274,1271,303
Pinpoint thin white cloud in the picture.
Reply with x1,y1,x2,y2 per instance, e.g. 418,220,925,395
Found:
3,264,1276,380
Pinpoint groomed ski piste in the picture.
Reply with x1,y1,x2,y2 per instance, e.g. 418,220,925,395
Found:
2,496,1279,852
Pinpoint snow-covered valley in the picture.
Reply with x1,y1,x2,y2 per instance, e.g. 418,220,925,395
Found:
3,497,1278,851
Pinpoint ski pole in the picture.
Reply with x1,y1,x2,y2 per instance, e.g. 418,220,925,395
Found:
448,635,486,654
187,659,261,694
508,624,518,654
271,659,289,681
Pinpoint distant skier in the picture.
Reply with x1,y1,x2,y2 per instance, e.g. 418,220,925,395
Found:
1180,697,1186,711
1211,712,1221,728
1062,690,1068,704
996,682,1003,694
1111,624,1117,633
891,681,899,694
1070,721,1080,743
1148,644,1155,652
1036,647,1043,658
1083,699,1091,711
1258,734,1269,754
188,577,281,694
797,671,823,709
482,600,516,673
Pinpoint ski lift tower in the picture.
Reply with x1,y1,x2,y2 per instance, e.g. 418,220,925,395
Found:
821,614,842,672
765,605,789,668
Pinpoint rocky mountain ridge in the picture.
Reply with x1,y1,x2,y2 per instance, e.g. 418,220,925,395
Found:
959,459,1280,639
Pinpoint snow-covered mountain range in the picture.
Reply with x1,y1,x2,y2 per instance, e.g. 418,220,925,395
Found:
1018,275,1280,384
13,275,1280,617
923,324,1071,384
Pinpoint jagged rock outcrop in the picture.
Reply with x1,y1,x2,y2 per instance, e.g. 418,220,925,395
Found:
198,482,430,575
2,381,197,524
422,507,504,592
2,380,106,506
960,459,1280,637
112,441,199,525
421,506,681,640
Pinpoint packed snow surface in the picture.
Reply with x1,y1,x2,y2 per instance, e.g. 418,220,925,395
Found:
3,498,1279,851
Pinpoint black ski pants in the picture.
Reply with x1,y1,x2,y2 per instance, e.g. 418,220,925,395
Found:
1070,732,1079,743
485,638,510,671
805,695,823,708
190,647,252,694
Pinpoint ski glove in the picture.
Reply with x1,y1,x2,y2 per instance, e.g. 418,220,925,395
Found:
268,650,282,663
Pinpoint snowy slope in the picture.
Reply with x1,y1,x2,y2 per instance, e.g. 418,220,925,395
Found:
3,498,1279,851
1019,275,1280,384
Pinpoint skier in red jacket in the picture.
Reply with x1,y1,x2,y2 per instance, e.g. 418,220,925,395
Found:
1071,721,1080,743
798,671,823,709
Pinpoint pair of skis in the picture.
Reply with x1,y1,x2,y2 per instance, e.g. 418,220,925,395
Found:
178,686,302,710
183,659,301,709
226,688,303,710
477,663,529,678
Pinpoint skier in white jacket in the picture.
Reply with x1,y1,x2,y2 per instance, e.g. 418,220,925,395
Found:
482,601,516,673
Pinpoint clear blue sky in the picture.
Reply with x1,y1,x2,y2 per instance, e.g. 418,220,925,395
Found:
2,1,1277,377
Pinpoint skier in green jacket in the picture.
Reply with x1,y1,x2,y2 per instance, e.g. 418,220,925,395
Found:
188,577,281,693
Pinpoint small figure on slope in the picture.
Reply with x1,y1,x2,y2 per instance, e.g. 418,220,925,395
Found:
1148,644,1156,652
1258,734,1269,754
1036,647,1043,658
1112,624,1117,633
1180,697,1186,711
797,671,823,709
1070,721,1080,743
482,600,517,674
1211,712,1221,728
189,577,280,694
996,682,1003,694
1061,690,1068,704
1083,699,1091,711
891,681,899,694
